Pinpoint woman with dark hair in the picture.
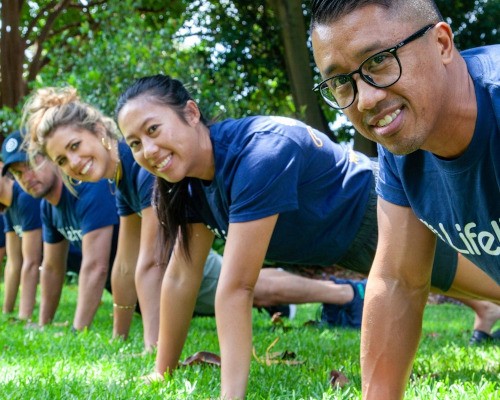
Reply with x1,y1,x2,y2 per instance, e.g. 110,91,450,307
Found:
115,74,500,399
21,86,165,349
21,85,370,351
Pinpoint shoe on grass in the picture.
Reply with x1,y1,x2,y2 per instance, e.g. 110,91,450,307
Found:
320,277,367,329
469,329,500,346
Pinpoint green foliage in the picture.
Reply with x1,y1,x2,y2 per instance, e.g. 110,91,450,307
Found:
436,0,498,50
0,106,22,136
1,0,498,140
1,280,499,399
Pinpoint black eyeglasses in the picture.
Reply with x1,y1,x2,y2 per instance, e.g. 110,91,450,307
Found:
313,24,436,110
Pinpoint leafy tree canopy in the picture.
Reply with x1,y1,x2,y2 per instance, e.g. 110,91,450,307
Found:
0,0,497,142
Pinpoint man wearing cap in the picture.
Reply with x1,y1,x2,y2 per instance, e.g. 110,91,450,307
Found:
0,136,42,320
1,130,119,331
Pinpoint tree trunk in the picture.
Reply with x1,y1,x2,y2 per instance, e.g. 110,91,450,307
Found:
1,0,25,109
267,0,334,139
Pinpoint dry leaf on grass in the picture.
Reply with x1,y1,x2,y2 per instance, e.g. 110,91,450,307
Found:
271,312,285,325
179,351,221,367
329,370,349,388
269,313,293,332
253,337,304,366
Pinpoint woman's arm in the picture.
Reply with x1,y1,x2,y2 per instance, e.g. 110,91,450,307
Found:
155,223,214,375
75,225,114,330
136,206,165,350
217,214,279,400
111,215,140,340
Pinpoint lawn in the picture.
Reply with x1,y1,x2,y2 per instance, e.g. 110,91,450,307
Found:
0,281,498,399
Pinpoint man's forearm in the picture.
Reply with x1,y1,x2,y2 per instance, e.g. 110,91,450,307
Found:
18,260,40,319
39,266,65,325
361,279,428,400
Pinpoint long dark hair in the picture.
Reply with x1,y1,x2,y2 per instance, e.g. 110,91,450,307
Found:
116,75,208,260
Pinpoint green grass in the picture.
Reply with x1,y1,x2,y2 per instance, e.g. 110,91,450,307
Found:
0,281,498,399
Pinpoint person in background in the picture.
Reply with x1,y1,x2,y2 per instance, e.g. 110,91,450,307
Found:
309,0,499,398
21,86,376,347
0,217,6,277
114,74,499,399
21,87,164,350
0,153,42,321
2,130,119,332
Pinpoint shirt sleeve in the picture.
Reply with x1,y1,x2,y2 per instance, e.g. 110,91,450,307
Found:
41,201,65,244
76,181,119,235
375,144,411,207
115,191,134,216
137,168,154,211
3,211,14,233
18,193,42,231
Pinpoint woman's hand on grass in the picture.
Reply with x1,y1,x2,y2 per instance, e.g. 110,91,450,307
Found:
140,371,165,384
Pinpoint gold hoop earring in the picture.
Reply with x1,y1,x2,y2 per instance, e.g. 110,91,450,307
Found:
68,176,82,186
101,137,112,151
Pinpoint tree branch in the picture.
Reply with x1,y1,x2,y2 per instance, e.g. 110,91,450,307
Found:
27,0,72,82
66,0,107,9
48,21,81,37
24,0,59,40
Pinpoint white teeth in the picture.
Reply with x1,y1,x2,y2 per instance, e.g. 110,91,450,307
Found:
155,154,172,170
81,160,92,175
376,109,401,127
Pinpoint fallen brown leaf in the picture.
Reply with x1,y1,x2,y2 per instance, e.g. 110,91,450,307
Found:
271,313,284,325
329,370,349,388
179,351,221,367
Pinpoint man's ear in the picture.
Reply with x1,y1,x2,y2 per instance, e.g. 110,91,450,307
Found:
434,22,455,65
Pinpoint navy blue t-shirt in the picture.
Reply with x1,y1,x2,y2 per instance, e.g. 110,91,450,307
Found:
115,141,154,216
3,182,42,237
377,45,500,283
187,116,374,265
41,180,119,250
0,216,5,247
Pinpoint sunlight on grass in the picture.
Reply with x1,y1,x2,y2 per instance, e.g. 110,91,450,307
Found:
1,282,498,399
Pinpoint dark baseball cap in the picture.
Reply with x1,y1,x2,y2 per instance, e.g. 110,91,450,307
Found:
1,130,29,176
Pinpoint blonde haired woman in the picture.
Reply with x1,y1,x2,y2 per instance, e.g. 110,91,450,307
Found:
22,86,163,350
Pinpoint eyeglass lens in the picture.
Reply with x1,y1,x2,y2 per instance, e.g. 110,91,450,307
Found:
320,51,401,109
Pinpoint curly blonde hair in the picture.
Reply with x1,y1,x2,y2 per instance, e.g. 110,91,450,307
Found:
21,86,121,157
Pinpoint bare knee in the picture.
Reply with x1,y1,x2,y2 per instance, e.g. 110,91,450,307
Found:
254,271,283,307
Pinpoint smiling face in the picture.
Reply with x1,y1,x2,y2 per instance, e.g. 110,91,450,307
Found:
312,4,452,155
117,95,213,182
44,125,115,182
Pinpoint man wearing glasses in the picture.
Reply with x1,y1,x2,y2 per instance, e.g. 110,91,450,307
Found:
310,0,499,399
